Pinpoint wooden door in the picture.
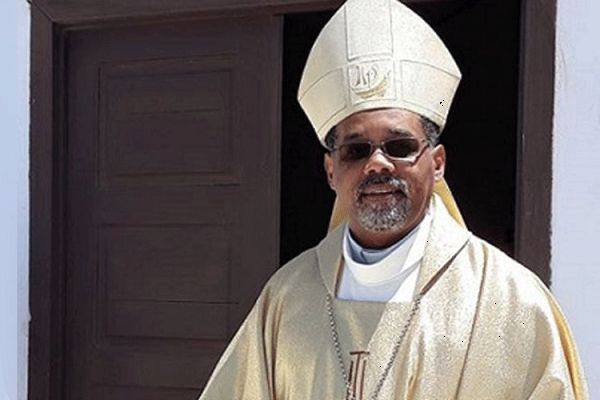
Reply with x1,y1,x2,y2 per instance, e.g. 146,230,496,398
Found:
64,16,281,400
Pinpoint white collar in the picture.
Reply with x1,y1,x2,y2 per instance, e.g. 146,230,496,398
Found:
342,204,433,285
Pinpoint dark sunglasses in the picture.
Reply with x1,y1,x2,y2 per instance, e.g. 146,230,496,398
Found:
330,138,430,163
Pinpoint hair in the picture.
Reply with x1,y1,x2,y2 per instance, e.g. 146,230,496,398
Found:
324,126,338,151
323,114,441,150
420,115,441,146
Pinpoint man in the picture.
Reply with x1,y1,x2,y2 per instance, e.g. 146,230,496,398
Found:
199,0,588,398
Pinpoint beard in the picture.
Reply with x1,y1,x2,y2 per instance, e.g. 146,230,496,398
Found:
354,174,411,232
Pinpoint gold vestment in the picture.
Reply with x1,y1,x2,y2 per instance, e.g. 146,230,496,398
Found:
199,196,588,399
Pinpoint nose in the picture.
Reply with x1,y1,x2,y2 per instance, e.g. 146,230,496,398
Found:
363,148,395,175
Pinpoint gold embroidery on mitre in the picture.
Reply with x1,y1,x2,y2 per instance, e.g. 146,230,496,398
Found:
348,61,393,100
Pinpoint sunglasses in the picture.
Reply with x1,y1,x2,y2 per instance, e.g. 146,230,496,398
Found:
330,137,430,163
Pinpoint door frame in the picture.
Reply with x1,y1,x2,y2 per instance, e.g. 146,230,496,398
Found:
28,1,556,399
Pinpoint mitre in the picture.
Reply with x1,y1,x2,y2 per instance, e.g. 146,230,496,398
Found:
297,0,462,144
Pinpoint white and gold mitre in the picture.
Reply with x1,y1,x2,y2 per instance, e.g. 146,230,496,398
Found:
297,0,462,144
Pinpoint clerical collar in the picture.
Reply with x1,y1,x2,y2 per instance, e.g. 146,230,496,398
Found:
346,224,418,265
342,205,433,285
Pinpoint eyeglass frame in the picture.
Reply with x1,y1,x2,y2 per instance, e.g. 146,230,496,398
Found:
327,137,432,164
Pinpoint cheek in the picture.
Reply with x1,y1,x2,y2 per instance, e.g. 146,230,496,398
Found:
333,172,362,205
332,164,358,188
338,177,358,200
407,168,435,198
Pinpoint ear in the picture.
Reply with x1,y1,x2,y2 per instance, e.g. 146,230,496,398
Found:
431,144,446,182
324,153,336,190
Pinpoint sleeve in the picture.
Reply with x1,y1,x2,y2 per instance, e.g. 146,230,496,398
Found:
526,288,589,400
198,287,278,400
456,260,589,400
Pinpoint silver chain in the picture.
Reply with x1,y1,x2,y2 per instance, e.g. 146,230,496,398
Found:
325,293,423,400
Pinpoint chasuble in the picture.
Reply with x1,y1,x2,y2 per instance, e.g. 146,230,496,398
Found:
198,196,588,399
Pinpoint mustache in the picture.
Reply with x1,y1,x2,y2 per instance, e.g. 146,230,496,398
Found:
357,174,409,196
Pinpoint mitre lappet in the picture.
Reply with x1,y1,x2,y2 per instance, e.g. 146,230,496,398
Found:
297,0,465,229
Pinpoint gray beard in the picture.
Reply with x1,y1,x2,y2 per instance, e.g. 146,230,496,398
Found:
356,195,411,231
355,175,411,232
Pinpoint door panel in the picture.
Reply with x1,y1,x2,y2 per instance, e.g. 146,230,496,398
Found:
65,16,281,399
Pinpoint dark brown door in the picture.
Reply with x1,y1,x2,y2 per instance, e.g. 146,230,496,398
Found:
65,16,281,400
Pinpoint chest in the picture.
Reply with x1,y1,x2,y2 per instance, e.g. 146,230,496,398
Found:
273,289,478,400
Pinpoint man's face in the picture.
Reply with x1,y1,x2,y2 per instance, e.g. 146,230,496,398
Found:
324,108,446,248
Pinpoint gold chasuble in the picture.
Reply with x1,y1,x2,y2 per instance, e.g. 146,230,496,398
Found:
198,196,588,399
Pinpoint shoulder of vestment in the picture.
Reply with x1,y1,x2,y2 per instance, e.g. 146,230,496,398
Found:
462,234,554,312
259,245,324,301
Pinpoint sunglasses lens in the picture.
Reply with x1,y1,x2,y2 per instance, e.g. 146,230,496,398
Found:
339,142,372,162
384,138,420,158
336,138,424,162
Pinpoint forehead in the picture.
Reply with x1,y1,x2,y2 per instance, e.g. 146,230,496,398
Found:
335,108,426,141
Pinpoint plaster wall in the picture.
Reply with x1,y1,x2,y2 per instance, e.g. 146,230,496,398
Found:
553,0,600,396
0,1,31,399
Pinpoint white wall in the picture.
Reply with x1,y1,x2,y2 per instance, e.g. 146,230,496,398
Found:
0,1,30,400
553,0,600,397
